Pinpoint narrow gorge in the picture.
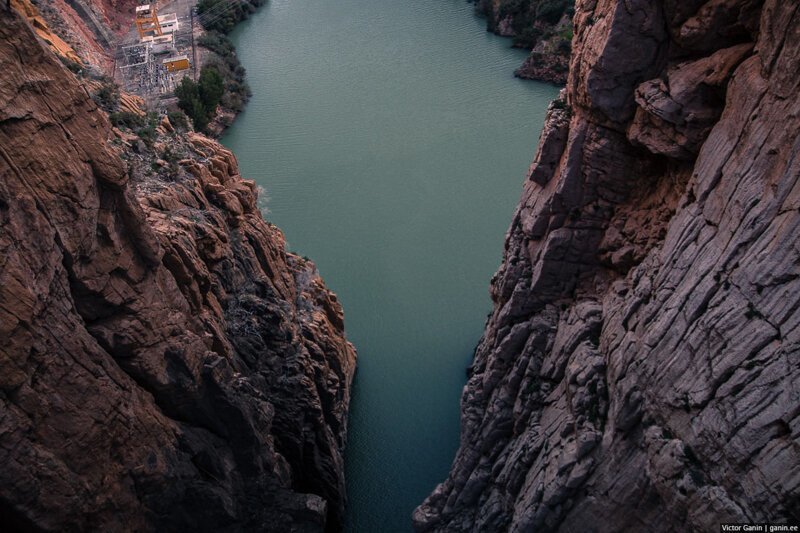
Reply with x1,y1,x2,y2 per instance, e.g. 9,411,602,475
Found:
218,0,558,528
1,0,798,531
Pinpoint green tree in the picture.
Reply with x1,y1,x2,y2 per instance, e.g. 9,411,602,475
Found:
198,66,224,112
189,97,209,132
174,68,228,132
175,76,210,132
175,76,200,112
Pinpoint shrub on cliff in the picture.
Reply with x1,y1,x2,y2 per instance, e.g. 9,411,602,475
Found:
168,111,189,132
135,113,159,146
59,55,84,75
109,111,146,130
92,80,120,113
109,111,159,146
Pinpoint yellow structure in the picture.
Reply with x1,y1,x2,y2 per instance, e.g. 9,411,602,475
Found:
135,4,162,40
163,55,190,73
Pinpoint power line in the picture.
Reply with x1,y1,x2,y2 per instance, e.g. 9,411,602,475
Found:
198,0,241,23
197,0,247,28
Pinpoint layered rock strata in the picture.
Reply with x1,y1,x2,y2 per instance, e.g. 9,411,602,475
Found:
416,0,799,530
0,10,355,532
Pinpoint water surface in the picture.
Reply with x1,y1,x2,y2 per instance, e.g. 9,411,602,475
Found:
221,0,559,529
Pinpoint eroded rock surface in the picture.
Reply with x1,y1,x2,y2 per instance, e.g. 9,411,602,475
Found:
415,0,799,530
0,11,355,532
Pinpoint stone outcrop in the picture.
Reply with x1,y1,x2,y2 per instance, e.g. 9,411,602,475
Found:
475,0,573,84
10,0,82,63
514,51,569,85
0,10,355,532
415,0,799,530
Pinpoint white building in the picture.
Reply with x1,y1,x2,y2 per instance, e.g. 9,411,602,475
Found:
157,13,179,34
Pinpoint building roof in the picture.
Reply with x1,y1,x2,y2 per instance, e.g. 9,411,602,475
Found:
163,55,189,63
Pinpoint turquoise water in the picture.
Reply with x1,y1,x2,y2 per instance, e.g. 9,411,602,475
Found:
221,0,558,529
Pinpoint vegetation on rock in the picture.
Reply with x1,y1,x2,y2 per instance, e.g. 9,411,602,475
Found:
192,0,261,125
175,65,225,132
196,0,264,33
197,32,252,114
475,0,573,47
91,76,120,113
472,0,574,84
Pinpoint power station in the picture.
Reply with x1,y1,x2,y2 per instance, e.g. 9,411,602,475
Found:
119,0,191,102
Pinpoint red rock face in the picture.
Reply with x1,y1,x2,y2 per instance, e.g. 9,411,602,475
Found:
416,0,799,530
90,0,139,35
0,10,355,532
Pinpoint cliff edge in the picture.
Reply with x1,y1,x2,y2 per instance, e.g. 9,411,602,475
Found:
0,9,355,532
416,0,799,530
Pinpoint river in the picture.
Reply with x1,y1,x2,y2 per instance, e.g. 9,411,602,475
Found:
220,0,559,529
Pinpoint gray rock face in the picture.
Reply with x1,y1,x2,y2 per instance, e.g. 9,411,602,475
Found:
627,43,753,160
415,0,800,530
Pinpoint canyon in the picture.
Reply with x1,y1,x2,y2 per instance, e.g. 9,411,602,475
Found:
218,0,559,529
1,0,798,530
415,0,800,530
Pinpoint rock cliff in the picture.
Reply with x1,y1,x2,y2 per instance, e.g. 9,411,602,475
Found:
25,0,129,72
416,0,799,530
0,9,355,532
